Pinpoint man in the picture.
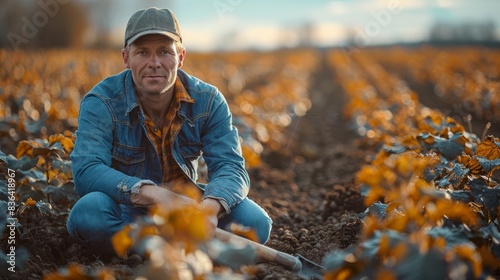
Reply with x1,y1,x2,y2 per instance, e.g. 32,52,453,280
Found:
67,7,272,258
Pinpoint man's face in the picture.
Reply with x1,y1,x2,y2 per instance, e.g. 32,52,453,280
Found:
122,34,185,96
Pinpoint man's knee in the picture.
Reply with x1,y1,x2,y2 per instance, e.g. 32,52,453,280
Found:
68,191,117,218
67,192,124,257
67,192,119,239
228,199,273,244
255,214,273,244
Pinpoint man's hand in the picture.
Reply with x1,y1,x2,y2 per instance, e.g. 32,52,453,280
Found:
132,185,224,238
199,198,224,237
131,184,197,208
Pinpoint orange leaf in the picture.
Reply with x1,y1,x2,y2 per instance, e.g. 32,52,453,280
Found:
16,140,34,158
436,200,479,228
49,134,75,154
229,223,260,243
478,245,500,271
112,224,133,257
375,269,397,280
453,245,482,279
475,135,500,160
26,197,37,206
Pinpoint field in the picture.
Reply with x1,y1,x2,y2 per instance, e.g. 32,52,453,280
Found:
1,46,500,279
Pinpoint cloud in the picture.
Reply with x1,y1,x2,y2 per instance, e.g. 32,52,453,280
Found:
313,22,347,46
183,22,287,51
230,25,285,50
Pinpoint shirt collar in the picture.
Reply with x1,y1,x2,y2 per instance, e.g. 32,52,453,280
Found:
173,76,195,106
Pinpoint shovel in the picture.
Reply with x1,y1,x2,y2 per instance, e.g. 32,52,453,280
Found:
215,228,324,279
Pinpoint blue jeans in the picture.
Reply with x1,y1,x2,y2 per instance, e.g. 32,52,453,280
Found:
67,191,272,257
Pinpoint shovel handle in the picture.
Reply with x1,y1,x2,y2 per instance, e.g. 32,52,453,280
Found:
214,228,302,272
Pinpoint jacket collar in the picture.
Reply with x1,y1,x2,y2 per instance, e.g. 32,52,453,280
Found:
125,70,140,115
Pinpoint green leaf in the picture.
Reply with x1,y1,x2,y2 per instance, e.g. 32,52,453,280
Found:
49,157,72,175
427,226,474,249
423,163,446,182
36,200,52,215
322,245,356,271
360,184,370,197
364,202,387,219
436,164,469,189
468,179,500,223
448,164,469,187
24,115,47,134
16,184,45,202
418,133,466,161
361,230,406,259
59,181,79,205
42,181,78,206
434,133,466,161
0,180,8,201
0,201,7,233
382,144,407,154
446,190,473,203
395,246,447,280
478,223,500,242
48,177,63,186
49,141,66,152
476,157,500,173
491,243,500,261
5,155,38,171
353,231,449,280
17,169,46,183
0,247,29,271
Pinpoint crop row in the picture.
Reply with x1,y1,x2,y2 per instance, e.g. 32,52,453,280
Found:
357,47,500,122
323,48,500,279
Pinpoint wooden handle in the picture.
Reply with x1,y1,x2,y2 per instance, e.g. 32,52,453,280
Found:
214,228,302,272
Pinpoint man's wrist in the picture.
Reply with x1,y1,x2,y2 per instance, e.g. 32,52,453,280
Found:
131,183,159,206
200,198,224,218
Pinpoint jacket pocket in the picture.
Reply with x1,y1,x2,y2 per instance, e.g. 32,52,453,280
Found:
179,143,203,160
178,143,203,180
111,143,146,177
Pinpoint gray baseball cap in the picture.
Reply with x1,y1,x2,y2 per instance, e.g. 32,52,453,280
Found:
124,7,182,47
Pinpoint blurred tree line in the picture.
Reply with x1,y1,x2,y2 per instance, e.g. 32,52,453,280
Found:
429,21,497,43
0,0,89,49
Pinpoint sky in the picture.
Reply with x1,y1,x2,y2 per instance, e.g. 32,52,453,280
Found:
86,0,500,51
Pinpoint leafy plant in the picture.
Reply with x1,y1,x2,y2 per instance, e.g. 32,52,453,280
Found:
2,132,78,211
324,49,500,279
0,133,77,274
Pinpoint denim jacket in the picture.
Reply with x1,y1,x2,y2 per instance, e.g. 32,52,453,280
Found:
71,69,250,215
